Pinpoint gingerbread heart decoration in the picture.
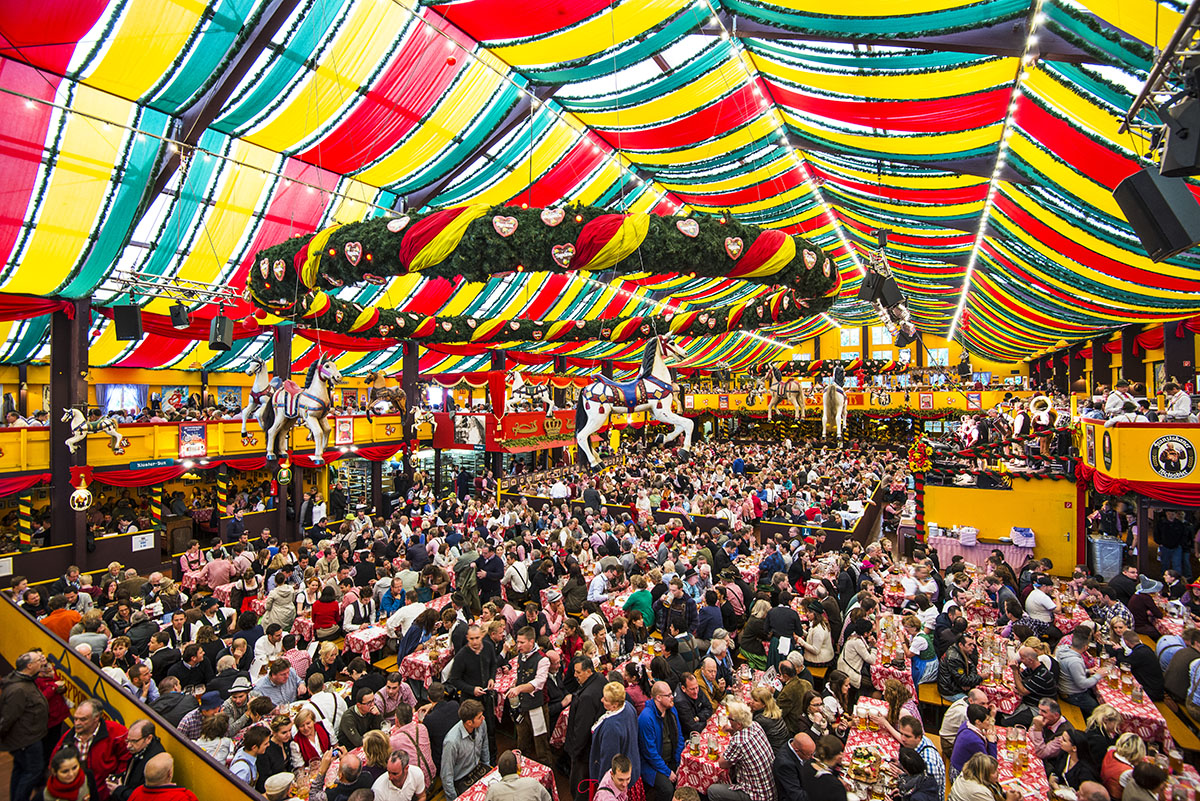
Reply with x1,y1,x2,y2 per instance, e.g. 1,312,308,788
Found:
467,318,477,328
676,219,699,238
258,258,269,279
335,309,344,323
378,325,391,336
363,273,386,285
552,244,575,268
441,321,453,331
344,241,362,266
803,249,818,270
387,216,410,233
823,259,832,277
493,215,518,237
509,321,521,331
323,275,344,287
540,208,565,227
724,237,744,260
272,260,286,280
532,329,544,341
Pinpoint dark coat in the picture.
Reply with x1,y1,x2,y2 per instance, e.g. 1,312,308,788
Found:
674,685,713,736
564,670,606,759
773,742,808,801
150,692,198,727
107,738,166,801
0,670,49,750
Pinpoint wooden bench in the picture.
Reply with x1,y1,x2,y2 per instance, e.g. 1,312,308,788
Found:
1059,701,1087,730
918,683,950,707
1155,702,1200,753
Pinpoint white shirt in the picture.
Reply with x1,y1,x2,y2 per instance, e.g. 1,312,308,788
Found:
305,690,346,738
1105,391,1133,416
502,562,529,594
1166,391,1193,419
386,602,427,638
1025,587,1057,623
251,636,282,678
371,765,425,801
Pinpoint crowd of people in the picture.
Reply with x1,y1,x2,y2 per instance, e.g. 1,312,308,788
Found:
1,436,1198,801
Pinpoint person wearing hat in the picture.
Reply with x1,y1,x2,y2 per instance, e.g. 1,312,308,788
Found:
176,690,224,740
1129,576,1165,639
1104,379,1135,417
262,771,297,801
218,674,253,721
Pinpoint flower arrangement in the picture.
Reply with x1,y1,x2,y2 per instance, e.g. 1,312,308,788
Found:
908,441,933,473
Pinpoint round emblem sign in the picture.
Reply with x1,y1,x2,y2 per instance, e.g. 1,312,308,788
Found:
1149,434,1196,480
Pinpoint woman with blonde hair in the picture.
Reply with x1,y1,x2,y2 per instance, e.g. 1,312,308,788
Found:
361,729,391,782
950,753,1019,801
904,613,938,685
1100,732,1146,800
1084,704,1122,765
739,599,771,670
749,684,790,750
293,707,331,765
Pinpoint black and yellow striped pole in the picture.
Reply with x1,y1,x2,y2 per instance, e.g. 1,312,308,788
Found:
150,483,164,531
18,492,32,551
217,465,229,515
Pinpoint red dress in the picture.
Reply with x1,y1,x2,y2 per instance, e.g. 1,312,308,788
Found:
312,600,341,631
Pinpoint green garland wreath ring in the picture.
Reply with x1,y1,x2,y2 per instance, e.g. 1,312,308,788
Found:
245,204,840,344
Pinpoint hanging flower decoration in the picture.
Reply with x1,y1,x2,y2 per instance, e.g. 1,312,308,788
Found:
908,441,933,473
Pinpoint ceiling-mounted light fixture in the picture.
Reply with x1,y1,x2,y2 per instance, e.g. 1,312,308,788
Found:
169,302,190,330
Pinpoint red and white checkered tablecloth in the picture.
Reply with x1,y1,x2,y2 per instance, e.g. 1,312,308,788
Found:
977,677,1021,715
1158,616,1185,637
550,706,569,747
675,714,731,794
1097,680,1171,746
883,587,907,609
428,594,452,613
1055,605,1093,634
602,593,632,623
399,646,455,687
292,616,313,642
455,754,559,801
345,625,389,657
181,570,205,592
493,661,518,718
994,729,1050,797
212,582,265,614
871,658,914,697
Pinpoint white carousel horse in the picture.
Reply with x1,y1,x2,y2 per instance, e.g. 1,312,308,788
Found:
61,408,125,454
575,335,694,470
240,357,279,436
263,356,343,462
766,364,804,421
822,366,849,440
410,405,438,435
506,371,556,415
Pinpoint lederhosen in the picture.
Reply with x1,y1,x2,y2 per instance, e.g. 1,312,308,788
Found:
515,649,546,720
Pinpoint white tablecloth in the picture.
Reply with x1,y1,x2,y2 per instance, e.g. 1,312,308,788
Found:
926,536,1033,567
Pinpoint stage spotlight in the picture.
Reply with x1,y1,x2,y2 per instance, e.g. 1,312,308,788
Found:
169,302,190,330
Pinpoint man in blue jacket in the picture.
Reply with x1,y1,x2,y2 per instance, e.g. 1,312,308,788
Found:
638,680,684,801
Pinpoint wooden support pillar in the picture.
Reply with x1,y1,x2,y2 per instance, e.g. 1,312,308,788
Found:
271,325,293,539
401,342,419,476
861,326,869,361
1068,344,1085,392
17,363,28,417
432,449,443,498
1163,321,1196,387
813,335,821,361
289,466,304,540
552,355,567,466
1053,350,1068,395
49,299,88,554
601,360,614,379
1121,327,1146,387
370,461,384,518
1092,336,1111,392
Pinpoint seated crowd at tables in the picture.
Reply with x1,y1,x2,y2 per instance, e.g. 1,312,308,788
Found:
3,442,1199,801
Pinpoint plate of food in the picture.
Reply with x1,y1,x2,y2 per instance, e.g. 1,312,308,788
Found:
846,746,880,783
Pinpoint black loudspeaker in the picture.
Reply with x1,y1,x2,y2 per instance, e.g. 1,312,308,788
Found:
1112,168,1200,261
209,316,233,351
112,304,143,341
168,302,190,329
1161,100,1200,177
857,272,903,306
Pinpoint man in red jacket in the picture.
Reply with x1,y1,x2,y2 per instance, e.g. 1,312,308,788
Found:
53,699,130,800
127,753,198,801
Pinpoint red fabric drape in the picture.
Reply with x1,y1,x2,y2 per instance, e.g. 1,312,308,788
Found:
1076,347,1093,359
293,328,400,351
93,465,187,487
0,472,51,498
0,294,73,322
1179,316,1200,336
1076,463,1200,506
289,443,404,468
1134,328,1164,352
1102,339,1123,354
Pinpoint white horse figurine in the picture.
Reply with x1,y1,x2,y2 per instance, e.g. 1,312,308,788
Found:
575,336,694,470
263,356,343,462
507,371,556,416
240,357,279,437
61,408,125,454
410,405,438,436
766,364,804,421
822,365,849,440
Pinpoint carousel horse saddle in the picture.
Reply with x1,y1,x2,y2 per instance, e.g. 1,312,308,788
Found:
279,380,302,397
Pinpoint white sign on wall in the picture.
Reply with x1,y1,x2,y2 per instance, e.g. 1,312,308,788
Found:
131,534,156,552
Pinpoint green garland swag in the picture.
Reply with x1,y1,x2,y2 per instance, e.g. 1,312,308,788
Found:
246,204,838,343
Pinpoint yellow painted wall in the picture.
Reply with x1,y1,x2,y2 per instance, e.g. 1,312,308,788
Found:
788,330,1025,381
923,481,1080,569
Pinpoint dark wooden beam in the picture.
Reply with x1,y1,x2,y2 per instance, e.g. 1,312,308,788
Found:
402,342,419,477
1091,336,1111,391
1163,322,1195,386
1121,327,1146,387
49,300,88,554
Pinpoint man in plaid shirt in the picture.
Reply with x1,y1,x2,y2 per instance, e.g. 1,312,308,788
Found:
1091,586,1134,637
709,700,776,801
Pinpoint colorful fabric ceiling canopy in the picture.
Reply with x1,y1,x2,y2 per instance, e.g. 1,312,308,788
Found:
0,0,1196,371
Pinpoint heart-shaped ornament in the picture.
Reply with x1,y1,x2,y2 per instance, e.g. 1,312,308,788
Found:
344,241,362,266
387,216,410,233
493,215,518,237
575,320,585,328
323,275,343,287
803,249,818,270
272,260,286,280
676,219,699,238
259,258,269,279
363,273,386,285
698,313,708,323
552,244,575,268
532,329,544,341
540,208,565,227
467,318,477,328
823,259,832,277
509,322,521,331
379,325,391,335
725,237,744,260
335,310,344,323
441,321,453,331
